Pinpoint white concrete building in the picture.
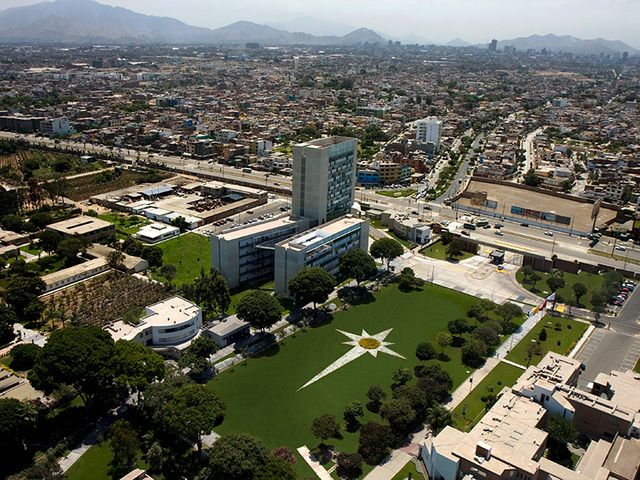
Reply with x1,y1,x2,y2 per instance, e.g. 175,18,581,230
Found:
274,216,369,296
415,117,441,147
40,117,73,136
211,216,308,289
292,136,358,226
134,223,179,243
106,296,202,353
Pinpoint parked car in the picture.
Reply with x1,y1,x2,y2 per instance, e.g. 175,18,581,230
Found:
495,231,504,236
544,231,554,237
461,230,470,236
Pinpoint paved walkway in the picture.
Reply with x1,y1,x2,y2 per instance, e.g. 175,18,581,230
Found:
297,446,334,480
58,417,112,472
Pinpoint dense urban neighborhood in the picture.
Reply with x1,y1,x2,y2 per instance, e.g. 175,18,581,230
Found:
1,1,640,480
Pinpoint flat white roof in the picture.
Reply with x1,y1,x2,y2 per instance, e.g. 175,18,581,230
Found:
136,223,179,240
278,217,365,251
217,216,300,241
48,215,113,235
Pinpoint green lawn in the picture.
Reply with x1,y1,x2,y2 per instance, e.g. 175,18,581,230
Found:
153,233,210,286
452,361,524,431
516,268,606,310
505,316,588,367
420,241,474,262
391,460,425,480
385,230,412,249
98,212,150,237
207,284,494,477
634,358,640,373
20,244,43,256
66,441,148,480
376,189,416,198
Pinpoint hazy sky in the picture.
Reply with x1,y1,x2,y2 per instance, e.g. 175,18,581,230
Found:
3,0,640,47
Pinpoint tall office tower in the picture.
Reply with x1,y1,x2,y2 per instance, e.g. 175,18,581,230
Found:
489,39,498,51
415,117,442,147
292,136,358,226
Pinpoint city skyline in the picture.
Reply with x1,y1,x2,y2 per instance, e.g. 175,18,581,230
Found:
2,0,640,47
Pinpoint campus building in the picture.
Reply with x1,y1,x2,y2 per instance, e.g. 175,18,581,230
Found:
105,296,202,355
46,215,115,242
211,216,308,290
292,136,358,226
421,352,640,480
274,216,369,296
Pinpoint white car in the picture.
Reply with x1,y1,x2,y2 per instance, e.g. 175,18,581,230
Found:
615,245,626,251
544,231,554,237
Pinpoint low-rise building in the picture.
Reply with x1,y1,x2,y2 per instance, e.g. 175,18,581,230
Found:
105,296,202,355
274,216,369,296
46,215,115,242
204,314,251,348
134,223,179,243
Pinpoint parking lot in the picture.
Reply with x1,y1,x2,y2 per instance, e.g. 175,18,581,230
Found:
197,198,290,236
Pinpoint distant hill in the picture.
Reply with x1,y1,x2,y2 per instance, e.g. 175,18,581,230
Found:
0,0,386,46
446,38,471,47
267,16,356,37
482,34,638,55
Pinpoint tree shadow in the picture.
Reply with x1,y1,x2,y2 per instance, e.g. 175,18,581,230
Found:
437,353,451,362
338,286,376,305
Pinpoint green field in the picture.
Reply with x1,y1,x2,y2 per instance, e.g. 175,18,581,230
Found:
516,268,606,310
634,358,640,373
452,361,524,431
420,241,474,261
66,441,148,480
153,233,210,286
376,189,416,198
505,316,588,367
98,212,150,237
208,284,497,476
391,460,425,480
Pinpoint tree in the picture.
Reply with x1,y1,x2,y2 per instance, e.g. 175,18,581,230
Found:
170,216,189,232
182,268,231,318
159,264,177,286
164,384,225,453
446,239,464,259
546,414,577,462
311,414,341,445
415,341,436,361
461,338,487,367
29,326,117,405
56,237,86,265
339,248,377,285
370,237,404,270
397,267,424,292
496,302,523,323
29,211,52,229
39,230,62,254
523,168,542,187
122,237,143,256
538,328,548,341
3,275,45,320
146,442,164,473
521,265,541,288
209,433,268,480
546,274,566,293
236,290,283,331
288,267,336,309
9,344,41,371
447,318,471,334
381,397,417,434
0,304,18,345
466,304,487,323
107,250,125,270
572,282,588,305
141,245,163,268
336,452,363,479
392,383,430,420
178,336,218,379
525,342,542,366
415,364,453,404
436,331,453,353
474,324,500,346
426,404,453,435
254,458,296,480
366,384,386,412
271,446,296,465
1,214,25,232
391,367,412,388
358,421,392,465
109,420,139,477
0,398,37,457
111,340,165,397
591,290,607,320
343,401,364,431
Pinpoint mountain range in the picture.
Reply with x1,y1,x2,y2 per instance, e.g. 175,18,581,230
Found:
487,34,638,55
0,0,385,45
0,0,636,55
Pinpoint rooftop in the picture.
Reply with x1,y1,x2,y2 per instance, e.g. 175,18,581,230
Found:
278,216,366,251
295,136,355,149
47,215,113,235
216,216,301,241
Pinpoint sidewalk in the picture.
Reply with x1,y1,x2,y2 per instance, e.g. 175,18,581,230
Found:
58,417,112,472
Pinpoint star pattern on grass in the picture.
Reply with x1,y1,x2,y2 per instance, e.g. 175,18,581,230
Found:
298,328,405,391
